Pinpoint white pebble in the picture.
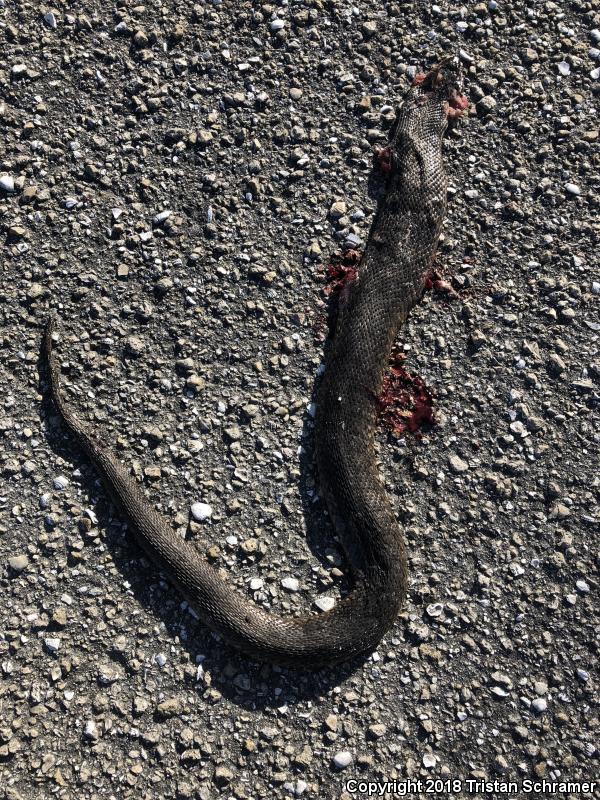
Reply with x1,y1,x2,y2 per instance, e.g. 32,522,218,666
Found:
153,210,172,224
281,577,300,592
531,697,547,713
44,11,57,28
39,493,51,509
565,183,581,196
591,282,600,295
154,652,167,667
557,60,570,76
83,720,97,739
270,18,285,31
333,751,353,769
591,67,600,80
191,502,212,521
249,578,264,591
45,638,61,653
0,175,15,193
576,579,590,593
314,596,335,612
97,664,120,684
84,508,98,525
426,602,444,618
510,420,527,437
422,753,438,768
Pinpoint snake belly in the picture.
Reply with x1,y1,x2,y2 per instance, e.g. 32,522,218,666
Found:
42,62,463,668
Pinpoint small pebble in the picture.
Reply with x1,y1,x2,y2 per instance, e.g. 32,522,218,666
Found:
191,502,213,522
426,602,444,618
557,60,570,75
83,720,97,739
281,577,300,592
476,95,497,114
448,454,469,473
53,475,69,490
153,210,172,225
314,596,335,612
0,175,15,193
564,591,577,605
332,751,353,769
8,554,29,573
97,664,121,685
39,493,51,509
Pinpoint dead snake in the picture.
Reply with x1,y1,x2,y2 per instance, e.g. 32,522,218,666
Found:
42,61,465,668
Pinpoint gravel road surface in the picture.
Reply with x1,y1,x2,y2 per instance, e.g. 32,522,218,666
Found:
1,1,598,798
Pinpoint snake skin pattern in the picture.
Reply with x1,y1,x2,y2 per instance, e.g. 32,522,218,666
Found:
42,61,464,668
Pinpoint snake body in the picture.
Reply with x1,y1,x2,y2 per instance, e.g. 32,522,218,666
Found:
43,62,464,668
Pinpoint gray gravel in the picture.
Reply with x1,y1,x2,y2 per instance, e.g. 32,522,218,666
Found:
1,1,599,798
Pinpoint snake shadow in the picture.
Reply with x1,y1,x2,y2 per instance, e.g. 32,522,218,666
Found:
37,333,381,711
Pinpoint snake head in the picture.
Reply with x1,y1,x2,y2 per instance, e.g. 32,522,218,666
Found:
411,56,469,120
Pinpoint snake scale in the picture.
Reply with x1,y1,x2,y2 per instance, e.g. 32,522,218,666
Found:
42,61,465,668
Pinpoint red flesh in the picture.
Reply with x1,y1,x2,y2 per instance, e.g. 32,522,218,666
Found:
377,347,435,436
